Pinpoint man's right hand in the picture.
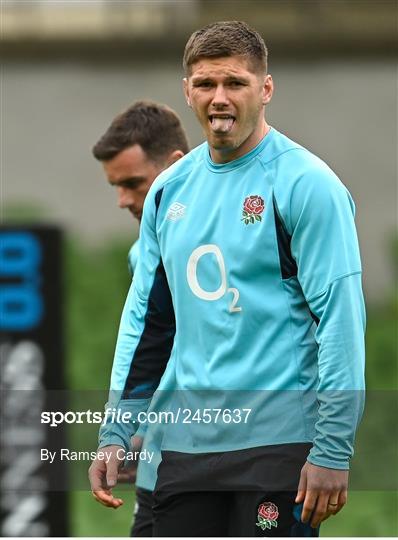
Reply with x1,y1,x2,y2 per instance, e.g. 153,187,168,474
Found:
88,445,125,508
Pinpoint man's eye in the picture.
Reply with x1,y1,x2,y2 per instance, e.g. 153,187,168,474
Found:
123,182,138,189
195,82,212,88
229,81,244,87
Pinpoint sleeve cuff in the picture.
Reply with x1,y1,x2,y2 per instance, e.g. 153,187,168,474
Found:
98,398,151,451
307,454,350,470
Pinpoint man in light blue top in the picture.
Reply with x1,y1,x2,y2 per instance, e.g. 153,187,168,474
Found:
90,22,365,536
91,100,188,535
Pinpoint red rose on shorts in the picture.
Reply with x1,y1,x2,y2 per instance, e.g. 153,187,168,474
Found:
258,502,279,522
242,195,265,224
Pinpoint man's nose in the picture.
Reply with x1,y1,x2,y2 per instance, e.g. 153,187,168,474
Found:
211,84,229,108
117,187,132,209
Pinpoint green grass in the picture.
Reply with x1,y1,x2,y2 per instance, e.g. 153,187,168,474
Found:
71,488,136,537
321,492,398,536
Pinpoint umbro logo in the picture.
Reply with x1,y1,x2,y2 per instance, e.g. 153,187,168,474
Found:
166,202,186,221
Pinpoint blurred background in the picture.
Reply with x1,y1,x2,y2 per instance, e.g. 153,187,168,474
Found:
2,0,397,536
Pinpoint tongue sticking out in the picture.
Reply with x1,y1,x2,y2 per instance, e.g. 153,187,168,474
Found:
211,117,234,133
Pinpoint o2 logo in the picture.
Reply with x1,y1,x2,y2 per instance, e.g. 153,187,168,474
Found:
186,244,242,313
0,232,43,331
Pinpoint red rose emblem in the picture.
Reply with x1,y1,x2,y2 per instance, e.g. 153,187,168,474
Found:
242,195,265,225
258,502,279,522
243,195,264,215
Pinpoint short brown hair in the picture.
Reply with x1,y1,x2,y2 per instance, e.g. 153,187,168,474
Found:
93,100,189,163
183,21,268,75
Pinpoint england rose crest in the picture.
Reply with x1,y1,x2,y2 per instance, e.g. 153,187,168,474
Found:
242,195,265,225
256,502,279,530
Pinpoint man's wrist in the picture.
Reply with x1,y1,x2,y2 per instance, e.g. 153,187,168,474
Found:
98,434,129,452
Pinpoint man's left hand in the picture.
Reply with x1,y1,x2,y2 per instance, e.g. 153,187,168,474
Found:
295,461,348,528
117,435,143,484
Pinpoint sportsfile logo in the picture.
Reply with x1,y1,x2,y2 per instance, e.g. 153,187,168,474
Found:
166,202,186,221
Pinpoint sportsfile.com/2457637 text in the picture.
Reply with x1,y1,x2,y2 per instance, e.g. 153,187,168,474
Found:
40,407,252,427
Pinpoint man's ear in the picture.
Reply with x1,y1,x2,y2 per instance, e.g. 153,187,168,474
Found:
262,74,274,105
165,149,185,167
183,78,191,107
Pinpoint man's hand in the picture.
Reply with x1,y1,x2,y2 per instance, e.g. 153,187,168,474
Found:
117,435,143,483
117,463,137,484
295,461,349,528
88,445,125,508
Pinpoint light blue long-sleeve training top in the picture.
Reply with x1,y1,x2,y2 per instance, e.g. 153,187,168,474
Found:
99,127,365,477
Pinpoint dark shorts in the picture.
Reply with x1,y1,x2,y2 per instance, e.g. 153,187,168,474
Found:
152,490,319,537
151,443,318,537
130,487,154,537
